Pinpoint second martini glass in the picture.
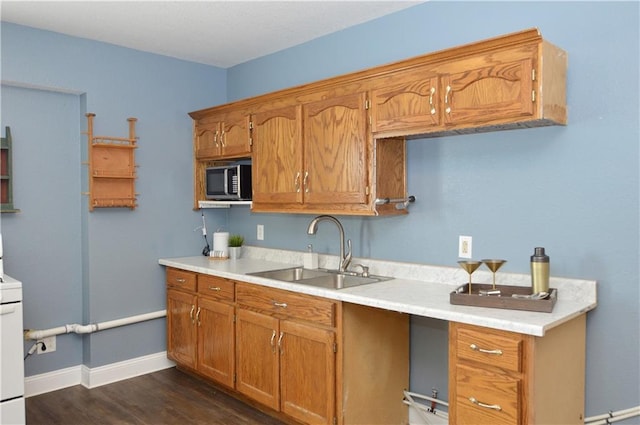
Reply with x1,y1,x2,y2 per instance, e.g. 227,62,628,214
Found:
482,259,507,290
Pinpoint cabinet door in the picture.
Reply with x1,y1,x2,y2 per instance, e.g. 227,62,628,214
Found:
303,92,368,206
280,320,336,425
370,75,440,136
167,289,197,368
197,297,235,388
220,110,252,158
236,308,280,410
442,58,534,127
251,105,303,204
195,117,221,159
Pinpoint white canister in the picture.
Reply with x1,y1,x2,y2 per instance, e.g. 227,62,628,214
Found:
212,232,229,258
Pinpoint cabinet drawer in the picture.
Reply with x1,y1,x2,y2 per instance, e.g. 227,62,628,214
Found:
198,274,234,302
456,325,523,372
236,283,336,327
455,364,520,425
166,268,197,292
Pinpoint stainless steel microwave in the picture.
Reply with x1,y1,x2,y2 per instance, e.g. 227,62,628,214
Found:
205,164,252,200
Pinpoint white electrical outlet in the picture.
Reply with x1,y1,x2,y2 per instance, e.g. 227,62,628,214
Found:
257,224,264,241
37,336,56,354
458,235,472,258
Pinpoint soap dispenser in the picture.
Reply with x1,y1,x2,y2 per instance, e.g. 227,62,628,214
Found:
304,244,319,269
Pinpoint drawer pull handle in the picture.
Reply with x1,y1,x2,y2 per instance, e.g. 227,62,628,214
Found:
208,286,221,291
175,278,186,284
470,343,503,355
273,302,288,308
469,397,502,411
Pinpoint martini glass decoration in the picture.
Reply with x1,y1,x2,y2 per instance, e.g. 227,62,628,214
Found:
482,259,507,290
458,260,482,295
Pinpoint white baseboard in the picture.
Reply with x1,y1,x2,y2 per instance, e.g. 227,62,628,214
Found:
25,351,175,397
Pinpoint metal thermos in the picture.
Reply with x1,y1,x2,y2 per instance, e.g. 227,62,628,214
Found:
530,247,549,293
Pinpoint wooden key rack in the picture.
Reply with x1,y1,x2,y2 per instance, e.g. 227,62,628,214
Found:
84,113,138,211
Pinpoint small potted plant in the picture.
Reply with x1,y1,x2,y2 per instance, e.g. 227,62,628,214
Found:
228,234,244,260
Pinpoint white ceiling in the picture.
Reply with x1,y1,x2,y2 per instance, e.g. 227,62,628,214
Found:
1,1,423,68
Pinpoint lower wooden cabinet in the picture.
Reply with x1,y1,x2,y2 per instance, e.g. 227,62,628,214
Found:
449,317,586,424
235,286,336,425
166,269,235,389
166,267,409,425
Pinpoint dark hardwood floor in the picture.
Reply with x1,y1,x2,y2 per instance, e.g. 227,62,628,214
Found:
26,367,287,425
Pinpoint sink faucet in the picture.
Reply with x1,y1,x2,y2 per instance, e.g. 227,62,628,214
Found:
306,215,352,273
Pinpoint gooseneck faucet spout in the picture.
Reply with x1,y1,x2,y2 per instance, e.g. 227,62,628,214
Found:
306,215,352,273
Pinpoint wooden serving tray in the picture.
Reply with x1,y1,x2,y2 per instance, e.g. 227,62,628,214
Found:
450,283,558,313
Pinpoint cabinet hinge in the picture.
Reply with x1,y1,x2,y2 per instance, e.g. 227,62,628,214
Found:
233,373,237,383
532,69,536,81
249,137,253,146
365,186,370,196
333,342,337,353
532,90,536,103
249,120,253,130
364,99,370,110
233,314,236,323
333,417,337,425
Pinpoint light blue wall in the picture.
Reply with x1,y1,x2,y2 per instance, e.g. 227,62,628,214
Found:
1,22,229,372
227,1,639,418
1,0,638,420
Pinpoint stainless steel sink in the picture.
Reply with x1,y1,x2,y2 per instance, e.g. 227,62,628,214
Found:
248,267,329,282
247,266,391,289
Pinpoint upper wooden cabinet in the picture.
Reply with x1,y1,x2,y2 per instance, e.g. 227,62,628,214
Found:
251,93,401,216
368,32,566,138
193,110,251,160
189,28,566,213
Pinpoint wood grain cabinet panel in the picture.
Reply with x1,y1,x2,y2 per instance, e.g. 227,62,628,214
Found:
370,73,441,137
251,105,303,205
442,58,534,127
235,308,280,410
197,297,235,387
280,320,335,425
302,92,368,207
166,289,197,368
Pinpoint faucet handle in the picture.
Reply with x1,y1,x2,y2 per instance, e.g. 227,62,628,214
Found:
351,263,369,277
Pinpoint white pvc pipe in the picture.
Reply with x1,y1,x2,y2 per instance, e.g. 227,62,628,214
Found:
403,390,449,425
585,406,640,425
24,310,166,340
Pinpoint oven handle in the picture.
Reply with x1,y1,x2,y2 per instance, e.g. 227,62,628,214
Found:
0,304,17,315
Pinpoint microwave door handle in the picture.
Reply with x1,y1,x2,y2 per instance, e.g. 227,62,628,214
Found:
224,169,230,196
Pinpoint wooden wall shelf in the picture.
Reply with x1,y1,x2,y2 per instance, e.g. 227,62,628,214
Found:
84,113,138,211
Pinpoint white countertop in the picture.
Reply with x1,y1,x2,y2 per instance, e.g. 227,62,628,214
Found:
159,246,597,337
